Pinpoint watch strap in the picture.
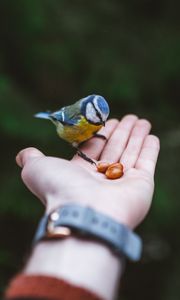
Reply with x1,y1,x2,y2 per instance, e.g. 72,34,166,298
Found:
33,204,142,261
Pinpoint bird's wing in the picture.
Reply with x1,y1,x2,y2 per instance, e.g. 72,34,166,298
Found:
50,102,82,126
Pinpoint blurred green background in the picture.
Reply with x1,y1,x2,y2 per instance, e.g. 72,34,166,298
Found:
0,1,180,299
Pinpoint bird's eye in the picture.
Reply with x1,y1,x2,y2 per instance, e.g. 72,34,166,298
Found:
85,102,102,124
92,103,103,123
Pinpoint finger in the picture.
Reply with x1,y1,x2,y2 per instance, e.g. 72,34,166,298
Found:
72,119,119,162
16,147,45,168
135,135,160,176
120,119,151,170
100,115,138,162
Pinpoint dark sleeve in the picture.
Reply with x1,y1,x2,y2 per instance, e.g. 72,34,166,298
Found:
4,274,103,300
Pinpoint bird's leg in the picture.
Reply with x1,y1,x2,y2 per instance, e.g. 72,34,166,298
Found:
93,133,107,141
75,147,96,165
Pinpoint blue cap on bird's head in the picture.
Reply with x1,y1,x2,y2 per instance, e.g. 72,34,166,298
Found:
81,94,110,125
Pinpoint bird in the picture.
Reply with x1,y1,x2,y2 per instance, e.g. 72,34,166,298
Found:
35,94,110,164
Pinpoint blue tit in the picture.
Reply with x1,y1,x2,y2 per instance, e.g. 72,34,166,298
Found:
35,94,110,164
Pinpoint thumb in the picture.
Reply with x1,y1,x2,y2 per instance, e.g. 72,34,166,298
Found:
16,147,45,168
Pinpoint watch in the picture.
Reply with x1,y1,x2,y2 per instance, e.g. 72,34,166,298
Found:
33,203,142,261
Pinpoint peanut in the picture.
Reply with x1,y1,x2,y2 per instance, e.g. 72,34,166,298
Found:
97,162,110,173
97,161,124,179
105,163,124,179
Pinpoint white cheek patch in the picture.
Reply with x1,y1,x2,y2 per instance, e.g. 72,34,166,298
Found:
93,96,108,122
86,102,100,123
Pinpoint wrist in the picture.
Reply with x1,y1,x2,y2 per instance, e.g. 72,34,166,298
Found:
45,192,132,229
24,237,123,300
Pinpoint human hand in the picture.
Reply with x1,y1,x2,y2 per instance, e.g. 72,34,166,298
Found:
16,115,160,229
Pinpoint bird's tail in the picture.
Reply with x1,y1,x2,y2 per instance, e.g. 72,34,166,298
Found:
34,112,50,119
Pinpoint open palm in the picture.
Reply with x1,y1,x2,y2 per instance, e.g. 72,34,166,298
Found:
17,115,160,229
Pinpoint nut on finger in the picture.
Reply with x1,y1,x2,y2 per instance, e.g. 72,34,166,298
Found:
105,163,124,179
97,162,110,173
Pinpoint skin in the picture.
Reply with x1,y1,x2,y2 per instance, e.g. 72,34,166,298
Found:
16,115,160,300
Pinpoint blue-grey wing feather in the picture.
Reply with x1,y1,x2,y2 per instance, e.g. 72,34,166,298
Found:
34,112,51,119
35,99,83,126
50,101,82,126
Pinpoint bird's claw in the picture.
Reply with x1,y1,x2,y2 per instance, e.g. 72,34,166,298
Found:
76,149,96,165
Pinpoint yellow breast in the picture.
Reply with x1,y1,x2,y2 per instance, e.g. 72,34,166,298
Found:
56,117,102,144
